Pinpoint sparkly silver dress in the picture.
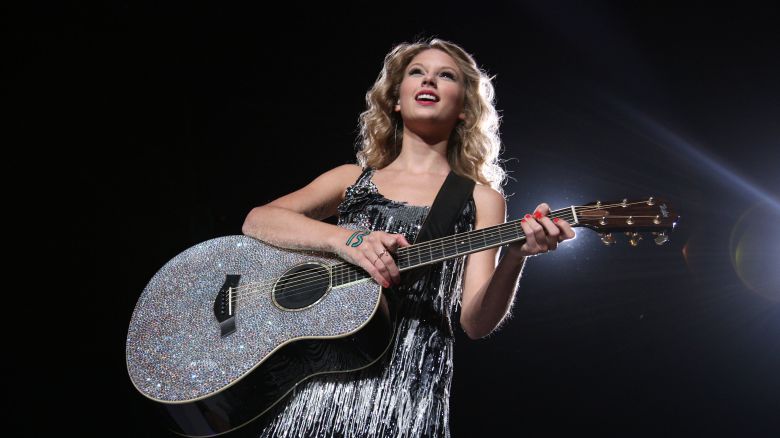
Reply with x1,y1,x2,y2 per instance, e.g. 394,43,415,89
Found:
256,167,476,438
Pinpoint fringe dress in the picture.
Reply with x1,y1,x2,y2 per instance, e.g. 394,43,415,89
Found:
256,167,476,438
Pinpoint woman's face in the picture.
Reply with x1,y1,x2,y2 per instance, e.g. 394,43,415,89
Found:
396,49,466,132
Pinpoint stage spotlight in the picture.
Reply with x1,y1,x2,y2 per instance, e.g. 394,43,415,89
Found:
729,203,780,302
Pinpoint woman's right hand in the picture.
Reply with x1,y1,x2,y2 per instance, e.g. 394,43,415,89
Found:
331,228,411,288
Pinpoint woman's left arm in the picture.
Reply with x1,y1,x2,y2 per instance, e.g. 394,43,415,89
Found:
459,186,575,340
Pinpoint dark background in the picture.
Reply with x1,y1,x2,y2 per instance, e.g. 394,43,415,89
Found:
12,1,779,437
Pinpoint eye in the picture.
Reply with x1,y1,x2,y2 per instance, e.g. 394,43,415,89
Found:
440,71,456,80
408,68,423,76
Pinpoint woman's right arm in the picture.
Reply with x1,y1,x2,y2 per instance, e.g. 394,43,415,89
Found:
241,164,408,288
241,164,359,253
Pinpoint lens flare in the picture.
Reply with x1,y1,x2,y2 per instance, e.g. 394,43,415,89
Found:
729,203,780,301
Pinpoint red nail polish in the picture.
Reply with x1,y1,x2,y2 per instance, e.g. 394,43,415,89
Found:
521,218,526,223
525,214,532,219
553,217,559,223
534,211,542,219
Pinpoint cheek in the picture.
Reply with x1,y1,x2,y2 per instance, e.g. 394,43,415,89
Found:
398,77,411,90
448,88,466,109
445,83,465,98
400,81,416,98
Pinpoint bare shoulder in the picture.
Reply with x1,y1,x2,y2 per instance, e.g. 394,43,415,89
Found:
327,163,363,186
291,163,363,195
265,163,364,220
472,184,507,226
473,184,506,213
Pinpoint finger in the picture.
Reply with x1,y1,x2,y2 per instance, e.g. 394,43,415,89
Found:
378,248,401,286
520,215,541,254
537,216,560,251
382,235,398,252
363,246,392,287
532,208,556,249
371,245,393,285
527,216,548,253
395,233,411,248
553,218,576,240
519,218,534,254
381,235,405,285
535,203,551,217
359,259,388,288
373,240,400,285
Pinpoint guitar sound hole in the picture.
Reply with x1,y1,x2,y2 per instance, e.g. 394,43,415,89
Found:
274,263,331,310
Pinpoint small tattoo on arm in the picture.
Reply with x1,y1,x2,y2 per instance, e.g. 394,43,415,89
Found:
346,230,371,247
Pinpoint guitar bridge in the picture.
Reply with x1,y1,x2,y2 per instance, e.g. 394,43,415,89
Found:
214,274,241,337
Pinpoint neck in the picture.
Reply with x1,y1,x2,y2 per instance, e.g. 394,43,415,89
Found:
390,128,450,174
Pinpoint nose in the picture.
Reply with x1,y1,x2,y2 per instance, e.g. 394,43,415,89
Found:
421,72,437,87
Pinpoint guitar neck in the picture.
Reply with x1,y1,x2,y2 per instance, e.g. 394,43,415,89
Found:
332,207,579,287
397,206,579,271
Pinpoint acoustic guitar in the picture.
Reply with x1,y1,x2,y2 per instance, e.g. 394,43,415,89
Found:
126,197,678,437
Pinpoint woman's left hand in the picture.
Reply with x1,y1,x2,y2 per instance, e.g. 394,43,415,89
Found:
508,203,576,258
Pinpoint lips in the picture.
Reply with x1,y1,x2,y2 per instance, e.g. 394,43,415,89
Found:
414,89,440,102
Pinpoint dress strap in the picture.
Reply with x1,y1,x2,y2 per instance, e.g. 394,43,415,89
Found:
354,167,376,186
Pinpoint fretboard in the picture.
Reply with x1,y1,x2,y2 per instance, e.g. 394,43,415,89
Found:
332,207,578,287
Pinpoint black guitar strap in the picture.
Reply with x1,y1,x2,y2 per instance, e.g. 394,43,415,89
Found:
402,170,475,286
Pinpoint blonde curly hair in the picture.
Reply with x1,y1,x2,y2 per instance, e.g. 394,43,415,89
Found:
357,38,506,194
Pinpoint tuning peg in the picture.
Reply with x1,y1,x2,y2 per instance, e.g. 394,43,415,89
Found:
628,232,642,247
653,231,669,246
600,233,615,246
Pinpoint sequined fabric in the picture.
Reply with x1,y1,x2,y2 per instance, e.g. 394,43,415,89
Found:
256,167,476,438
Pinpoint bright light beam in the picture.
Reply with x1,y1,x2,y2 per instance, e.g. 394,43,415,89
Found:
605,97,780,212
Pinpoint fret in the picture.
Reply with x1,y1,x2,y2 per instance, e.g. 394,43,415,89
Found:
398,252,408,270
430,240,444,261
448,237,459,256
455,235,470,254
442,238,451,258
484,227,503,246
498,225,512,243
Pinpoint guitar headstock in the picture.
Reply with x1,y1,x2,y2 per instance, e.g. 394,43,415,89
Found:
574,197,679,246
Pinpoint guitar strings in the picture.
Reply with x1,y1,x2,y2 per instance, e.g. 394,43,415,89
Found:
228,200,650,305
230,208,573,297
228,199,655,304
227,214,560,308
229,209,578,306
226,200,657,305
226,199,632,299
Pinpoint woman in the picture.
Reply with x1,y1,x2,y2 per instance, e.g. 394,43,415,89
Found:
242,38,575,437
